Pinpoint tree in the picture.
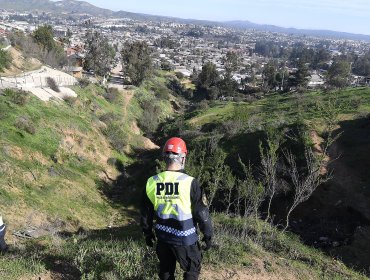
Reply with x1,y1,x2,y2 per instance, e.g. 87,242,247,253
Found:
289,61,311,89
353,51,370,76
197,62,219,90
33,25,55,51
223,51,239,73
312,48,331,70
326,59,351,88
238,158,265,219
196,62,220,99
219,51,239,96
0,50,11,72
84,31,115,78
284,147,329,231
259,127,283,221
121,41,152,86
263,60,278,91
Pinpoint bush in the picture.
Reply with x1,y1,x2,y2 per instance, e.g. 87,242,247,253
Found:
103,123,127,153
46,77,60,92
14,116,36,134
99,112,123,125
220,120,244,138
63,95,77,107
195,100,209,110
0,49,12,72
138,101,161,135
152,83,171,100
5,89,30,106
103,88,122,104
78,77,90,88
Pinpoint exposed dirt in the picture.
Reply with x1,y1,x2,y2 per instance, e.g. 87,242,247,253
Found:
310,131,329,175
2,47,42,77
57,128,112,167
121,89,159,150
286,117,370,275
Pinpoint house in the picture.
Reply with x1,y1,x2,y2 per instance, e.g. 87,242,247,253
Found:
64,66,83,79
174,67,191,77
308,73,325,88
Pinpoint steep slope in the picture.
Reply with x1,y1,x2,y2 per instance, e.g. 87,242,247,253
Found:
180,87,370,277
0,73,175,236
1,47,42,77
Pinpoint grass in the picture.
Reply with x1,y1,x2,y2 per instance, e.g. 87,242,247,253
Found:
0,86,136,232
1,79,370,279
187,87,370,130
0,214,367,280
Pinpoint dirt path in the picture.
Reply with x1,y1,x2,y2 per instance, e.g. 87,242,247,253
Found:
119,88,159,150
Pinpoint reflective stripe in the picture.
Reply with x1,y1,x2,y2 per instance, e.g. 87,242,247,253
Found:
177,174,190,181
156,224,196,237
156,204,193,221
0,224,5,232
146,171,193,217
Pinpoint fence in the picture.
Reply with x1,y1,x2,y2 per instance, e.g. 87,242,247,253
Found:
0,74,77,89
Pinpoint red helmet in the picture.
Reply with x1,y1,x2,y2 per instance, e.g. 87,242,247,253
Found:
163,137,187,155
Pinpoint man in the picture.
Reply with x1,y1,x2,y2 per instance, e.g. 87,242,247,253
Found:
141,137,213,280
0,214,8,253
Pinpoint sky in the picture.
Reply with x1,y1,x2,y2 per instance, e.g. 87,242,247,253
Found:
82,0,370,35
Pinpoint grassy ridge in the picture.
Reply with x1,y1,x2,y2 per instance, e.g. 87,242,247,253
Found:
188,87,370,129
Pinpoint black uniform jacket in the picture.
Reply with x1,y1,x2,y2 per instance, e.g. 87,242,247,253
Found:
140,170,213,245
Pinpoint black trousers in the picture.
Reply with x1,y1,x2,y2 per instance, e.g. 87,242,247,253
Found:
156,241,202,280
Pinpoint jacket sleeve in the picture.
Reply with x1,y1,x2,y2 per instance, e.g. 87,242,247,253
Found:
140,185,154,236
191,179,213,239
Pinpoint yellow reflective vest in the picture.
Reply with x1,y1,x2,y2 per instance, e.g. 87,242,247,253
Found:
146,171,198,245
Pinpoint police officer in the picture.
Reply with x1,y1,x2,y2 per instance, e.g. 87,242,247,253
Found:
141,137,213,280
0,214,8,253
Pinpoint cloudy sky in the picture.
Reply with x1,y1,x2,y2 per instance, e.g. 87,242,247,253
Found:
83,0,370,35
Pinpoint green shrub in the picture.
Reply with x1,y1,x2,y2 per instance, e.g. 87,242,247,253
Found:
103,123,127,153
0,49,11,72
14,116,36,134
78,77,91,88
103,88,123,104
220,120,244,138
5,89,30,106
63,95,77,106
195,100,209,110
138,100,161,135
99,112,123,125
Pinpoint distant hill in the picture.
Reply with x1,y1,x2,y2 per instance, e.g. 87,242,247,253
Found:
0,0,112,16
224,20,370,42
1,0,370,41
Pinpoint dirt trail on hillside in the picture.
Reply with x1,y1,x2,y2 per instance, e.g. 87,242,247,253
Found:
120,88,159,150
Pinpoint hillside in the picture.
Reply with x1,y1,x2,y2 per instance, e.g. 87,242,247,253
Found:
0,0,112,16
175,87,370,276
0,69,175,251
0,68,370,279
1,47,42,77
